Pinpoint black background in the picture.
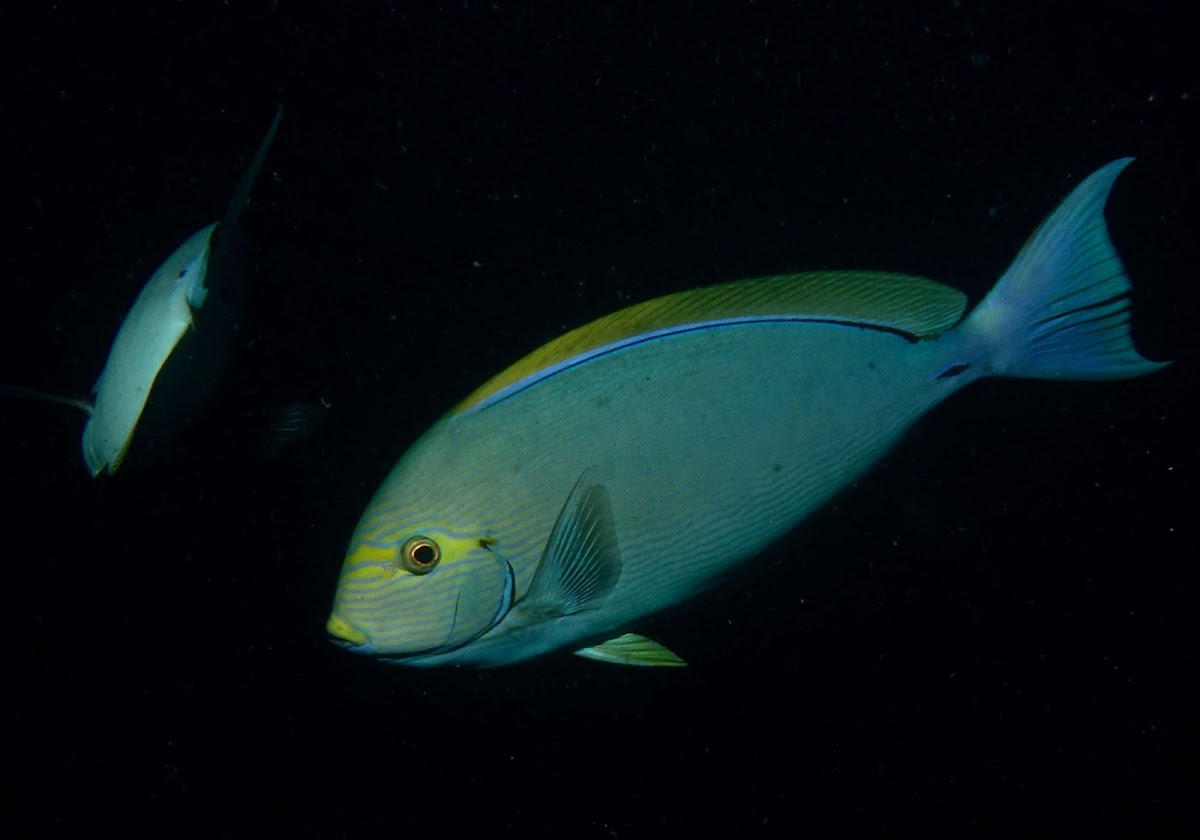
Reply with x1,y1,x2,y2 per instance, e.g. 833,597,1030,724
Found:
2,2,1196,835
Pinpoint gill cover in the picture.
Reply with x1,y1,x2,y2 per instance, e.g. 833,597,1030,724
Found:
330,530,514,658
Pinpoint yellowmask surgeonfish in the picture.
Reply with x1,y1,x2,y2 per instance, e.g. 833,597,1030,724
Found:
2,108,282,476
327,159,1169,668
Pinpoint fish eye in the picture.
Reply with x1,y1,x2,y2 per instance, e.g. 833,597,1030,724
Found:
399,536,441,575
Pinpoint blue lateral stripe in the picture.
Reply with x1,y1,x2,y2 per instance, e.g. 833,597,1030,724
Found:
462,315,898,416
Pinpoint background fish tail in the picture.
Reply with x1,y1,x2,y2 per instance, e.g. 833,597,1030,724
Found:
959,158,1170,381
215,107,283,243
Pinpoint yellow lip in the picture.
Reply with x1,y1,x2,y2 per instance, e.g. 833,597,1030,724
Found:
326,612,368,645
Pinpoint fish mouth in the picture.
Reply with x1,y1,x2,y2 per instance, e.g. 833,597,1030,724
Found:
326,612,369,647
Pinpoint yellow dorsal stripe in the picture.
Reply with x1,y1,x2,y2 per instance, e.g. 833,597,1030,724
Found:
455,270,967,415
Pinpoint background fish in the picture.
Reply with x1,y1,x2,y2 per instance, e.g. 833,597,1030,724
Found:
257,400,330,460
1,108,282,476
331,158,1168,668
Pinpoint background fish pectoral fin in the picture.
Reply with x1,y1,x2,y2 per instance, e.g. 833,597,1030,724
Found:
0,385,94,416
574,633,687,667
519,472,622,617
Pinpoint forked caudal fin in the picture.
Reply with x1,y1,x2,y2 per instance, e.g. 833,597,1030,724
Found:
215,106,283,245
959,158,1171,381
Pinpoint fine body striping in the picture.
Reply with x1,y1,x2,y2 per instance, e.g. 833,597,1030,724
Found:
328,159,1169,667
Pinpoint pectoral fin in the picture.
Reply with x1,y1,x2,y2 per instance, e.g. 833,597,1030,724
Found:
517,472,622,619
0,385,94,416
575,633,687,667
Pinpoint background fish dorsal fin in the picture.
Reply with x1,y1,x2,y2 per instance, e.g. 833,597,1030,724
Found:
456,271,967,414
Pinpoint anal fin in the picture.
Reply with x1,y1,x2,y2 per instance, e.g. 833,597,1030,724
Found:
575,633,687,667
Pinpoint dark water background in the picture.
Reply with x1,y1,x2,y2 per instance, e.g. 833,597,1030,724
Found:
2,3,1196,835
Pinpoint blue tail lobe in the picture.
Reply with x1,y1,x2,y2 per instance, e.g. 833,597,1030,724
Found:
960,158,1170,381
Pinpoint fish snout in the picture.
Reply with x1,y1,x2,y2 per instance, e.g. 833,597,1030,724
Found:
326,612,368,647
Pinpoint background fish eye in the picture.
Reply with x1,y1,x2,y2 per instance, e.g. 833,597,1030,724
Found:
400,536,440,574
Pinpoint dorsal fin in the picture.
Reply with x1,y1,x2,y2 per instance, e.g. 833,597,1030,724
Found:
455,270,967,415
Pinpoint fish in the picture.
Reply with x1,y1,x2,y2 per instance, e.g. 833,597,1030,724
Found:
1,108,282,476
326,158,1169,668
258,400,330,460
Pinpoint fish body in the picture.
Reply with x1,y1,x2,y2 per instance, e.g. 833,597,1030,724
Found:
327,159,1168,668
81,108,282,475
82,224,216,473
